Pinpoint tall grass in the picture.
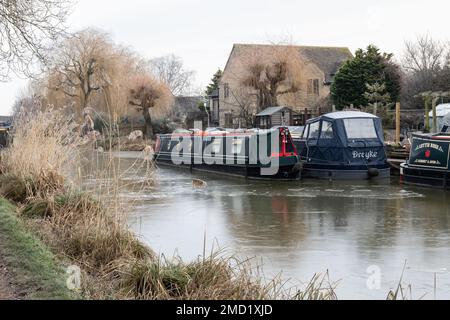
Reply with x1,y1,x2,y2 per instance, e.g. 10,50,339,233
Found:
1,108,78,199
0,108,337,300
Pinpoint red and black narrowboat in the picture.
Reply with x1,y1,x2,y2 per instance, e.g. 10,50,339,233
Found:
153,127,301,180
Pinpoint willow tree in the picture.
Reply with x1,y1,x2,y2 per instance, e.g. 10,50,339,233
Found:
0,0,71,81
241,46,302,112
128,75,173,139
48,29,117,115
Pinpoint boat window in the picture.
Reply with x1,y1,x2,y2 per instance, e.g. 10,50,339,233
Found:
231,138,243,154
320,121,334,139
174,139,192,153
212,138,222,154
308,121,320,139
284,136,295,153
343,118,378,139
301,125,309,139
174,141,182,152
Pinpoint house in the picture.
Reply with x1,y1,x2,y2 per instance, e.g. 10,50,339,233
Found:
0,115,12,127
255,106,292,129
216,44,353,127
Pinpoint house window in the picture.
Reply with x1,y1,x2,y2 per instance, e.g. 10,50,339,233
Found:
307,79,320,95
313,79,319,95
224,83,230,99
225,113,233,127
213,100,219,120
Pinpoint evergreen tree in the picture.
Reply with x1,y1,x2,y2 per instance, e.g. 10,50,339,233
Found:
363,82,391,115
331,45,402,110
205,69,223,96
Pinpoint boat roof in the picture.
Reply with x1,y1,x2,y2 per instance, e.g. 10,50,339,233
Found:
307,111,378,123
428,103,450,117
323,111,378,119
256,106,289,116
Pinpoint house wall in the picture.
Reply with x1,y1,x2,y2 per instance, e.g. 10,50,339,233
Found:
218,45,332,127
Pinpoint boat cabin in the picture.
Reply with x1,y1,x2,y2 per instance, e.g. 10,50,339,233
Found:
154,127,300,180
293,111,390,179
401,132,450,189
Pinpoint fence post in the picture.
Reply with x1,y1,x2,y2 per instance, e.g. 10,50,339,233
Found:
395,102,401,145
424,97,430,132
432,98,437,133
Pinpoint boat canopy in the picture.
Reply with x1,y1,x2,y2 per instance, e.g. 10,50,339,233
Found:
428,104,450,117
442,113,450,133
298,111,386,165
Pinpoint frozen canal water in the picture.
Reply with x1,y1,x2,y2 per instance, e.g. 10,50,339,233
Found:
100,152,450,299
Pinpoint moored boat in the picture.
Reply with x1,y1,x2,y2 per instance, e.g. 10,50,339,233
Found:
400,133,450,189
154,127,301,180
293,111,390,180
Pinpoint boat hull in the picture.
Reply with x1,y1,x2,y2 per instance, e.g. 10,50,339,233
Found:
155,158,301,180
301,163,390,180
154,127,301,180
400,163,450,189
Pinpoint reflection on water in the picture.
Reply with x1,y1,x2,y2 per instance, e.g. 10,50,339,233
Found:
105,152,450,299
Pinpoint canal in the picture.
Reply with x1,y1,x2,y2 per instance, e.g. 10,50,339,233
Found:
96,151,450,299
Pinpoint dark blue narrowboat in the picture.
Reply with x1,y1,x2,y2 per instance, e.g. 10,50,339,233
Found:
293,111,390,180
400,133,450,189
154,127,301,180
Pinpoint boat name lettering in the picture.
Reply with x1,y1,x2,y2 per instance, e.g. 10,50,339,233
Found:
414,142,444,153
352,150,378,160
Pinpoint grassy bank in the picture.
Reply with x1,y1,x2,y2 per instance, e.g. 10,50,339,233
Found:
0,198,76,299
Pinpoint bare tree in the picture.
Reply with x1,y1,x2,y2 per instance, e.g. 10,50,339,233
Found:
129,75,173,139
401,35,450,109
402,34,448,91
48,29,116,115
148,54,195,96
0,0,71,81
240,46,302,112
225,87,257,128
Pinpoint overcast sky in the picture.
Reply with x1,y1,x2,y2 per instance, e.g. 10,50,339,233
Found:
1,0,450,115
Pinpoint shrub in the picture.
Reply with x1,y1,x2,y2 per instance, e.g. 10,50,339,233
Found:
152,118,177,134
0,109,78,198
49,192,154,270
0,174,28,203
22,198,53,218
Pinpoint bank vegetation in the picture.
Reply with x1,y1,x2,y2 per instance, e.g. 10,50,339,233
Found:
0,109,337,300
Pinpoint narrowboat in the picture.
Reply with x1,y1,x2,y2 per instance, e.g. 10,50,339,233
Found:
400,133,450,189
154,127,301,180
293,111,390,180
